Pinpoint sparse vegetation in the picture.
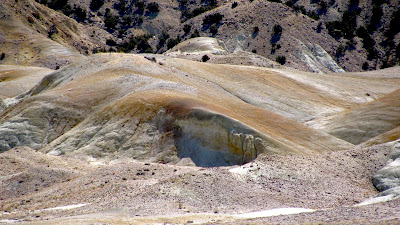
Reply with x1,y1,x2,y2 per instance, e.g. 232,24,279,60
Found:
276,55,286,65
326,9,357,39
167,37,180,49
90,0,103,11
203,13,224,26
273,24,282,35
104,9,118,30
183,24,191,34
181,1,218,22
147,2,160,13
202,54,210,62
27,0,400,71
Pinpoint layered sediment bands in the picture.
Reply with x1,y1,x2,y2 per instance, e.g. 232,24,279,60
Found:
0,97,87,152
44,103,272,167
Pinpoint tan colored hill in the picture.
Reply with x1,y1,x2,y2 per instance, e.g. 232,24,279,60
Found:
308,85,400,145
0,53,361,166
165,37,280,68
0,50,399,223
0,5,400,220
0,65,53,99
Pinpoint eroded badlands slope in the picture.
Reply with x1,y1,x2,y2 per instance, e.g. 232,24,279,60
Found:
1,52,400,166
311,89,400,145
0,53,361,167
1,52,400,223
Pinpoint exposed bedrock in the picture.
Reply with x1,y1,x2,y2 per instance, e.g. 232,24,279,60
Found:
43,105,282,167
167,108,270,167
0,98,86,153
156,107,291,167
373,141,400,192
357,140,400,204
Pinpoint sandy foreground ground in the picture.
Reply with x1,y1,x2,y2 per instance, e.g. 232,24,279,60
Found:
0,142,399,224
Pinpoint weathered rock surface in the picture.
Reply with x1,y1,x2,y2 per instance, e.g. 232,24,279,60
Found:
373,141,400,192
294,40,345,73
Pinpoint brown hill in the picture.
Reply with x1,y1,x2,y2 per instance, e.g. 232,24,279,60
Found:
3,0,400,73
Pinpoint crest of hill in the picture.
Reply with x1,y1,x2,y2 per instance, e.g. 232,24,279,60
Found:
165,37,279,67
0,65,53,99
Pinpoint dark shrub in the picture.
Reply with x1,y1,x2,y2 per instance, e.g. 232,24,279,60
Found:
202,55,210,62
106,39,116,46
105,13,118,30
362,62,369,70
210,25,218,35
203,13,224,25
253,26,259,34
273,24,282,34
191,29,200,38
167,38,180,49
276,55,286,65
183,24,191,34
90,0,103,11
74,6,87,21
147,2,160,13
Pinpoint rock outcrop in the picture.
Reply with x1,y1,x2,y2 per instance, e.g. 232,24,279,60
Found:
373,141,400,193
294,40,345,74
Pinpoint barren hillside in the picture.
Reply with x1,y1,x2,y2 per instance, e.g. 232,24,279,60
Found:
0,47,399,223
1,0,400,224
